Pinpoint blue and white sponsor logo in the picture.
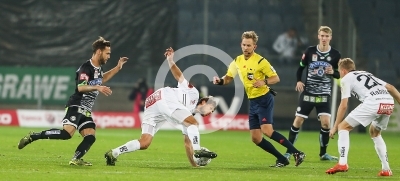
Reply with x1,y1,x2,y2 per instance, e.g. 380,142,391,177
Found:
309,61,332,77
309,61,331,69
88,78,102,85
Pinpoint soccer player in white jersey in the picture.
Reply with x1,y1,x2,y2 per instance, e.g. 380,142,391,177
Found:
104,47,217,167
326,58,400,176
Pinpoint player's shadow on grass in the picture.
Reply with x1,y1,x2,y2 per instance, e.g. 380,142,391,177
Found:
136,165,303,171
136,165,195,170
58,165,93,170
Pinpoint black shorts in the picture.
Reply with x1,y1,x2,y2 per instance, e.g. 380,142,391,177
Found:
296,92,331,119
62,106,96,131
249,92,274,130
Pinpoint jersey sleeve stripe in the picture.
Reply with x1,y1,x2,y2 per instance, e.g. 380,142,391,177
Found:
257,58,265,64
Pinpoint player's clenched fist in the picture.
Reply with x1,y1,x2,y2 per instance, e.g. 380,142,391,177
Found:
97,86,112,96
213,76,221,85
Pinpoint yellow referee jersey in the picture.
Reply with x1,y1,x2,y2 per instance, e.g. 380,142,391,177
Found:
226,52,277,99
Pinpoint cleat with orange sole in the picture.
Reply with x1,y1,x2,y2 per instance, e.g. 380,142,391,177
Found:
378,170,392,176
326,164,349,174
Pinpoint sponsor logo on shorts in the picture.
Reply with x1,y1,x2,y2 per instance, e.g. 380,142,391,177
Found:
377,103,394,115
70,116,76,121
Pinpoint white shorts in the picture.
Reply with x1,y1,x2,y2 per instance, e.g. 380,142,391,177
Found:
345,99,394,130
141,88,192,136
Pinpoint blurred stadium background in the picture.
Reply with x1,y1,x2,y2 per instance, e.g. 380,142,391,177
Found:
0,0,399,132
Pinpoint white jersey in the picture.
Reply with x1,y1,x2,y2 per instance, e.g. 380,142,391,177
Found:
143,78,199,127
140,79,201,137
173,78,199,113
341,71,391,102
341,71,394,130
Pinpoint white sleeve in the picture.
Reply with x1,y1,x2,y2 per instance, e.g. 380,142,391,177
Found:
340,77,351,99
177,78,193,89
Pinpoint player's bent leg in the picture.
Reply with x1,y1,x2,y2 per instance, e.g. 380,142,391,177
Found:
326,120,353,174
249,129,289,167
18,125,75,150
106,124,154,166
261,124,306,166
370,124,391,175
180,112,216,159
69,124,96,166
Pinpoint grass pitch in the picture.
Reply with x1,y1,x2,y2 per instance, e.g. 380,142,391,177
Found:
1,127,399,181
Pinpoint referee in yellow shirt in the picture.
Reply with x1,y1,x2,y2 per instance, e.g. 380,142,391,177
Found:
213,31,305,167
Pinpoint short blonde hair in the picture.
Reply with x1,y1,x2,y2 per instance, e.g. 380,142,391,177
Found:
338,58,356,71
318,26,332,35
242,31,258,44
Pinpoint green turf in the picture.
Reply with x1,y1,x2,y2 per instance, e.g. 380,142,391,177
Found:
1,127,399,181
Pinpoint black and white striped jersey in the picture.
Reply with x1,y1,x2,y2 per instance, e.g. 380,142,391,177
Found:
66,60,104,112
301,45,341,95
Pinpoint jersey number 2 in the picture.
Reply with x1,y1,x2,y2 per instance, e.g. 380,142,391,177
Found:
356,74,381,89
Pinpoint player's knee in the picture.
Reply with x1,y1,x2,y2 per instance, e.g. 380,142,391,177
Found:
58,129,72,140
140,141,151,150
251,135,263,144
139,134,153,150
338,120,353,131
369,125,381,137
84,134,96,144
260,125,274,137
293,117,304,127
63,124,76,137
321,122,330,129
183,116,198,126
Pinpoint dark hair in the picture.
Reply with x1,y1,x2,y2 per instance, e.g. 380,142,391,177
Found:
92,36,111,53
197,96,217,107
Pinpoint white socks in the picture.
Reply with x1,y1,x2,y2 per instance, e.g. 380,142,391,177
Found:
372,135,390,170
338,130,349,165
187,125,201,150
112,140,140,158
337,130,391,170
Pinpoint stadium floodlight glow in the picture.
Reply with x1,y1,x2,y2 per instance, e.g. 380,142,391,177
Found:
154,44,244,134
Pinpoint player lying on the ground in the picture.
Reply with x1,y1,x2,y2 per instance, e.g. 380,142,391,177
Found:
105,47,217,167
326,58,396,176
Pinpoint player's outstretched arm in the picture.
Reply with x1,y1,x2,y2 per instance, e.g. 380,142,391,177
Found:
385,83,400,104
212,75,233,85
103,57,129,83
165,47,185,83
183,135,198,167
